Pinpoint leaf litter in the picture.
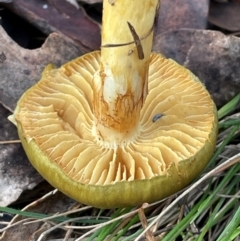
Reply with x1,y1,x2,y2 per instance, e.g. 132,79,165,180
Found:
0,0,240,240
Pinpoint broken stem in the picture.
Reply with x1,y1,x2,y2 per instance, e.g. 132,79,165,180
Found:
93,0,160,146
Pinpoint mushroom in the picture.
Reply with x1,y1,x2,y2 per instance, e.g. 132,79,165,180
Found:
10,0,218,208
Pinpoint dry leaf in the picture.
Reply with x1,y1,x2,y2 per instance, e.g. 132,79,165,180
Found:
156,0,209,35
0,27,85,206
0,26,83,111
0,103,43,206
209,1,240,32
4,0,101,52
153,29,240,107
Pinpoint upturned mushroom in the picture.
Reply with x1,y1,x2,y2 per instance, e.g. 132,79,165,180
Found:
10,0,218,208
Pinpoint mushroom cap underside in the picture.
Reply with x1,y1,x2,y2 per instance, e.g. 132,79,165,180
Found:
14,51,218,208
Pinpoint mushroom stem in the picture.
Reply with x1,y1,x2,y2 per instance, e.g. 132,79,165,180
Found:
93,0,160,145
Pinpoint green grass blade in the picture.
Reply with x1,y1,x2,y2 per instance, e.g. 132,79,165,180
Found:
218,93,240,119
229,226,240,240
96,208,132,241
196,198,226,241
216,206,240,241
112,214,139,241
218,119,240,129
196,169,239,241
205,124,239,170
121,229,143,241
0,206,67,222
0,206,107,225
162,164,239,240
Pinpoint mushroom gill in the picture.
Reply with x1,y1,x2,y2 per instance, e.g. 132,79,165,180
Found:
15,51,216,186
